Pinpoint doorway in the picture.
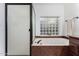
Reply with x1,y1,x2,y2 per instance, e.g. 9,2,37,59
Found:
5,3,32,56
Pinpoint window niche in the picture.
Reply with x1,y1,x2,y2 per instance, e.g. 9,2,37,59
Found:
40,16,59,36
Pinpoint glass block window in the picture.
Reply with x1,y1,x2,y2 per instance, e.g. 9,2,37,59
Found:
40,16,59,35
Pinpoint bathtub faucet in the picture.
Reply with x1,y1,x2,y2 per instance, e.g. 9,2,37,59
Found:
37,40,42,44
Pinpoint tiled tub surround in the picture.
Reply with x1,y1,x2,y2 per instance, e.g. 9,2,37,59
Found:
32,38,69,46
32,36,69,46
32,36,69,56
32,46,68,56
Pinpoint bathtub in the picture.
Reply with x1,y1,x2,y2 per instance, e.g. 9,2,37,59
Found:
32,38,69,46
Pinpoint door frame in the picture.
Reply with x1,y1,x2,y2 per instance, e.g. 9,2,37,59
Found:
5,3,32,56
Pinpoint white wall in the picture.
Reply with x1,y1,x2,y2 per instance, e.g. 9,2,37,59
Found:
0,3,5,56
33,3,65,36
64,3,79,36
64,3,79,18
74,18,79,36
